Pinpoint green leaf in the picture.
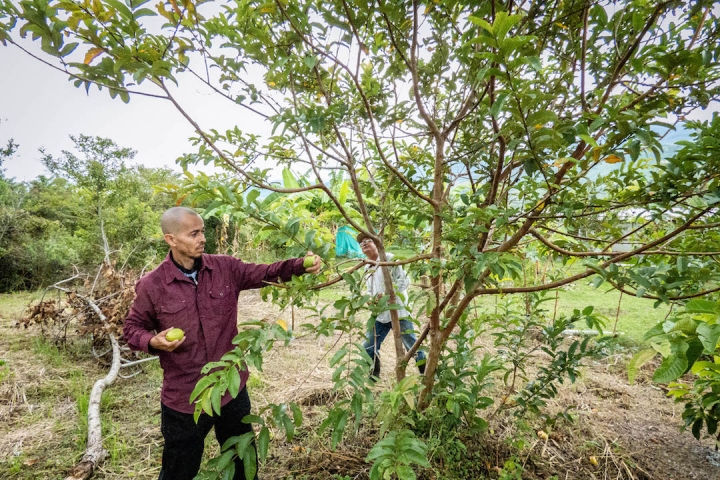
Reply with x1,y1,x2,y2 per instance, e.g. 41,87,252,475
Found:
351,393,363,429
246,189,261,204
676,256,688,274
402,447,429,468
493,12,523,40
653,345,688,383
282,167,299,189
282,411,296,441
134,8,156,18
291,403,303,427
215,450,236,473
468,16,493,34
490,92,509,119
257,427,270,462
219,462,235,480
644,322,666,340
190,374,217,403
395,466,416,480
685,338,704,371
242,414,265,426
338,180,350,205
227,432,255,456
331,410,349,449
243,445,257,480
697,323,720,353
227,366,241,398
691,419,703,440
211,385,223,415
578,134,598,148
527,110,558,126
628,349,655,383
59,42,78,58
527,56,542,72
669,318,698,335
201,390,214,416
329,346,347,367
303,55,318,69
685,299,720,315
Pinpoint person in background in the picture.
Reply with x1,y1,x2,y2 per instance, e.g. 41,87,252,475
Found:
357,232,426,381
124,207,321,480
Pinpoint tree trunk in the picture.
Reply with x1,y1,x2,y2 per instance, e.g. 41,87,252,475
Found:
377,246,407,382
418,330,443,410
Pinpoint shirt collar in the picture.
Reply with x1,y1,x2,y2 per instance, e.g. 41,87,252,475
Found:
161,252,212,284
170,251,202,274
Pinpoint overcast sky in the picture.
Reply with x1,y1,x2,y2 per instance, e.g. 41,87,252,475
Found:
0,41,272,181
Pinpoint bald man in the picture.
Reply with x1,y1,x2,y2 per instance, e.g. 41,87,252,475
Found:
124,207,320,480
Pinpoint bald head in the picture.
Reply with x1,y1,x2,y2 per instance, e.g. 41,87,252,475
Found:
161,207,202,235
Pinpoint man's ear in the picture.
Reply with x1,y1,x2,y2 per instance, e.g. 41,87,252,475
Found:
164,233,176,247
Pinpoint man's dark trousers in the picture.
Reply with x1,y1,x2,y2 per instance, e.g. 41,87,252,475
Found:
158,387,258,480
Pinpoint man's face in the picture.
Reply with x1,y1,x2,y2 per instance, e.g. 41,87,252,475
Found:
165,214,206,260
360,237,378,259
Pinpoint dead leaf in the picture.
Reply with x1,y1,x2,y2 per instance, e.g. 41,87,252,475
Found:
604,154,623,164
84,47,105,65
168,0,183,16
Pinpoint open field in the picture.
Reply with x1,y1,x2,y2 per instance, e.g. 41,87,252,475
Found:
1,287,719,479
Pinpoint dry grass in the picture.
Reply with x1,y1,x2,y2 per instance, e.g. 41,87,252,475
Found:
2,290,720,479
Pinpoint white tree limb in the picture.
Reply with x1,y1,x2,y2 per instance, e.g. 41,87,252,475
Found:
65,296,121,480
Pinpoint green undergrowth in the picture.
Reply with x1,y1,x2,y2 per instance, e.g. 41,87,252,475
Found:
0,284,660,479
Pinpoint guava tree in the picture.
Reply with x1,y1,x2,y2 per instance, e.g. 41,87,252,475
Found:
4,0,720,474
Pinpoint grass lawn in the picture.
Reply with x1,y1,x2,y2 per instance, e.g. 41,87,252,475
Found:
316,265,666,344
0,291,167,479
469,263,670,344
554,278,668,343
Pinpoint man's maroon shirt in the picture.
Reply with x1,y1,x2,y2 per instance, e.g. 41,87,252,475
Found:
124,253,306,414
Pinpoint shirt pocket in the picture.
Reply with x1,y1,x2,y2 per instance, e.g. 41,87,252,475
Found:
208,283,234,318
157,300,190,329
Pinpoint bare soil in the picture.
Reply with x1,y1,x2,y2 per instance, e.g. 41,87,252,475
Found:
1,290,719,479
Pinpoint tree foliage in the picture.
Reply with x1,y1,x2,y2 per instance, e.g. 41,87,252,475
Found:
4,0,720,475
0,134,180,291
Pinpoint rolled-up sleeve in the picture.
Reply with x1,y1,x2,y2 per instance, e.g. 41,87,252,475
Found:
123,281,158,354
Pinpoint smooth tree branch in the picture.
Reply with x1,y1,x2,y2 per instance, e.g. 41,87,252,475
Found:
64,293,121,480
436,207,714,345
159,81,327,195
529,228,720,257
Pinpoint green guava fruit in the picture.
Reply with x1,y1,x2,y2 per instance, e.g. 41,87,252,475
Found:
166,328,185,342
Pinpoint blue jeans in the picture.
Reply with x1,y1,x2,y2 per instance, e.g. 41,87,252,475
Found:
363,318,426,372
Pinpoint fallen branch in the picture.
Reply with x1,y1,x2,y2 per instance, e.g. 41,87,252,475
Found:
65,295,121,480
